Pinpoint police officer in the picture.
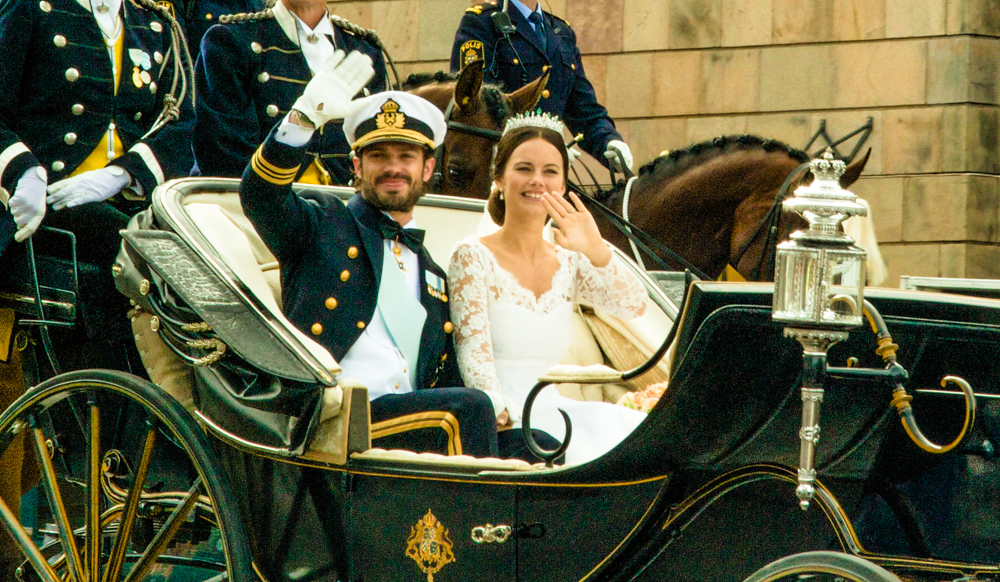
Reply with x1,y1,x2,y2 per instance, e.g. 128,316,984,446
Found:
0,0,194,267
451,0,633,171
239,51,499,457
194,0,388,184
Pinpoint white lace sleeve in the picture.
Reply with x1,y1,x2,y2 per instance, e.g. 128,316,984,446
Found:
448,241,506,417
571,248,647,319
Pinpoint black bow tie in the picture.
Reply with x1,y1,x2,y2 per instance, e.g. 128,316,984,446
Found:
378,219,425,252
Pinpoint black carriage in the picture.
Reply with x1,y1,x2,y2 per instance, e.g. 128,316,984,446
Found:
2,177,1000,582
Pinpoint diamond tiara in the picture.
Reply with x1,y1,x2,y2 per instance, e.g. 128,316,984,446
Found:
503,111,566,136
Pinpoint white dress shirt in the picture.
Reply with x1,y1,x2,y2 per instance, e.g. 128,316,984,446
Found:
290,11,336,74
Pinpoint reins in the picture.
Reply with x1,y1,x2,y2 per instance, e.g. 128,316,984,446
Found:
571,181,711,280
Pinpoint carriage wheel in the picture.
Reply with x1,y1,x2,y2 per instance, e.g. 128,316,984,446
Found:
0,369,254,581
742,551,903,582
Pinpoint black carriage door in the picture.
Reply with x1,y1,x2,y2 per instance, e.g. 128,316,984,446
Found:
347,473,517,581
515,480,664,581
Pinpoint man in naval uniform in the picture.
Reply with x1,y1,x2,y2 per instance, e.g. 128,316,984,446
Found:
194,0,388,185
239,51,498,457
0,0,194,266
450,0,634,172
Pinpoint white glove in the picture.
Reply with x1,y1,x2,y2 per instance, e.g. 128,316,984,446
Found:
9,166,47,242
47,165,131,211
605,140,634,172
292,49,375,127
567,145,582,166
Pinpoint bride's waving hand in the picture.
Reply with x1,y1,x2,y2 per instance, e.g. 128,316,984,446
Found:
541,191,612,268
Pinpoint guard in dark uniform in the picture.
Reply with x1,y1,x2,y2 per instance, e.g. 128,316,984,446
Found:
0,1,193,576
0,0,194,267
194,0,388,184
450,0,634,171
239,52,498,457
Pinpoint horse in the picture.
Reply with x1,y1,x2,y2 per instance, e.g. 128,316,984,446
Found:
594,136,871,281
406,65,873,282
404,60,548,201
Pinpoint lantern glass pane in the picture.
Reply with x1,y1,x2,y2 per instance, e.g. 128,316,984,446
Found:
772,245,822,324
820,247,866,327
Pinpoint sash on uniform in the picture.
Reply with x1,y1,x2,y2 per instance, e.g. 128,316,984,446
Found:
377,251,426,388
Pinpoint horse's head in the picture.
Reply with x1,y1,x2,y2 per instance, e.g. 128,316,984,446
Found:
406,62,549,199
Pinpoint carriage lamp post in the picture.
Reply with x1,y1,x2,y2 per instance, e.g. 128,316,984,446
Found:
772,151,869,510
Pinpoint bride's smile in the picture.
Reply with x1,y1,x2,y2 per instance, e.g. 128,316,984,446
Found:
493,137,565,215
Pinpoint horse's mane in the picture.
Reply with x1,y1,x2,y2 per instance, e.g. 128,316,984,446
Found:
637,134,810,181
403,71,510,129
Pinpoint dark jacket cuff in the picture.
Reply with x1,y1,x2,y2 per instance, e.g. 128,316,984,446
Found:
0,144,39,192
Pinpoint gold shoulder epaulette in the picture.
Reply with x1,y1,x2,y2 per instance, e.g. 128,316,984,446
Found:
153,0,175,19
330,14,382,47
466,1,499,15
218,8,273,24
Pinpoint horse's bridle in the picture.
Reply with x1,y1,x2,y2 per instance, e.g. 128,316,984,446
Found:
730,160,812,281
430,97,503,192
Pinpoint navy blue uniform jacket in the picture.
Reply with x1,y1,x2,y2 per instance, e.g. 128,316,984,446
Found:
180,0,263,53
195,2,387,183
450,2,621,164
0,0,195,196
239,130,462,392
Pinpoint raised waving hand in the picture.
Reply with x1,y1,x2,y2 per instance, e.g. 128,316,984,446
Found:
541,191,611,268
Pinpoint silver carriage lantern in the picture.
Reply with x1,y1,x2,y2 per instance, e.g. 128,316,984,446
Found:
772,150,868,510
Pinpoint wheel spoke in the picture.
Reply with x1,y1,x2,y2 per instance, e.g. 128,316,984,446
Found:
0,494,61,582
30,418,85,582
102,419,157,582
87,397,101,581
123,478,203,582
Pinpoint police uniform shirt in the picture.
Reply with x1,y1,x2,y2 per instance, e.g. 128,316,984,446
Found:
449,0,622,165
509,0,542,31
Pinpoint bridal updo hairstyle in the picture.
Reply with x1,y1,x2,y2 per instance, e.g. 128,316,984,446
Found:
487,126,569,226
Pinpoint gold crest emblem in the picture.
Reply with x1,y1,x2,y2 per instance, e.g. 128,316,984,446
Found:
375,99,406,130
461,40,484,66
405,509,455,582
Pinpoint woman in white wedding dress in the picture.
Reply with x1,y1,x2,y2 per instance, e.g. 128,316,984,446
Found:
448,115,649,465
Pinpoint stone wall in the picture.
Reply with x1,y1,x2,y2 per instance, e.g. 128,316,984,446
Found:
328,0,1000,285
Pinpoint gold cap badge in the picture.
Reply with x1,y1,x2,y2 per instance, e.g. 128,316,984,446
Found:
375,99,406,130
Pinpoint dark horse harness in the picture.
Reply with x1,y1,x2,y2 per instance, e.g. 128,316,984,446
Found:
729,160,812,281
429,97,504,192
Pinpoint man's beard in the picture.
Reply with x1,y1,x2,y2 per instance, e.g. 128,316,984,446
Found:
357,172,425,213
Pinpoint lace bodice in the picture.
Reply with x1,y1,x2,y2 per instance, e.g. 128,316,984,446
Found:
448,237,647,418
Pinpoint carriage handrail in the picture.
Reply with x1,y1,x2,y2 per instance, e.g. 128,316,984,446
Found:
855,298,977,454
521,271,695,466
20,228,83,376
